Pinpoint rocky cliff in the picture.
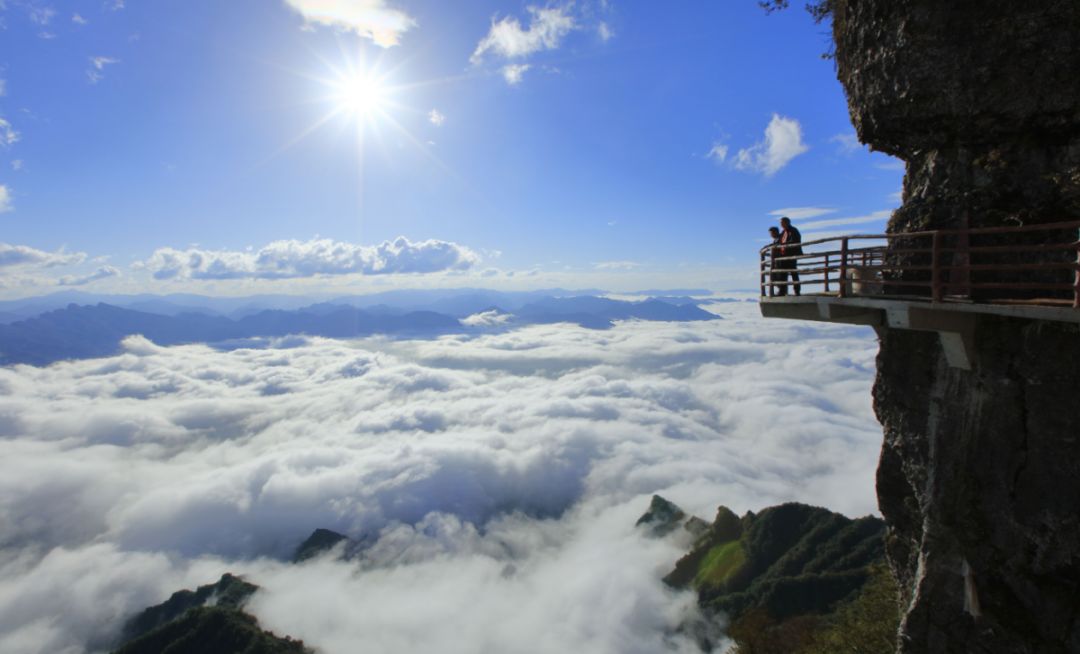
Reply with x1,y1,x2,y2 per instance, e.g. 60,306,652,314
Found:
830,2,1080,651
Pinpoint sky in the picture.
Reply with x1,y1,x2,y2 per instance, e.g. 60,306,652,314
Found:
0,0,903,296
0,301,883,653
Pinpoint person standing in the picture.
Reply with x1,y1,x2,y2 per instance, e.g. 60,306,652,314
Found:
779,216,803,296
768,226,787,295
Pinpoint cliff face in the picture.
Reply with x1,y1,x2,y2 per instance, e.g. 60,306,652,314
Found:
831,2,1080,651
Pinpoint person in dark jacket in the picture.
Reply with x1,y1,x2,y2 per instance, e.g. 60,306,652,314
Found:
768,226,787,295
779,216,803,296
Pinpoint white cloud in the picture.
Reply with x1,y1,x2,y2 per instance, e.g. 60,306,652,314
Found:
0,242,85,268
283,0,416,48
799,209,892,232
427,109,445,127
0,303,883,653
830,132,860,154
768,207,835,221
471,6,575,64
501,63,531,85
87,56,119,84
10,160,22,171
28,6,55,25
594,260,640,271
0,117,19,147
888,189,902,204
734,114,809,177
57,265,120,286
137,236,481,281
597,21,614,42
707,142,728,164
0,79,6,97
72,13,87,24
107,0,125,10
0,185,11,213
461,309,512,327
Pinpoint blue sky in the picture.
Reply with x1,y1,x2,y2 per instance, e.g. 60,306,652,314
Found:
0,0,903,297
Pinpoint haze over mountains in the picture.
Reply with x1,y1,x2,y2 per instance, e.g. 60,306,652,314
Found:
0,290,723,366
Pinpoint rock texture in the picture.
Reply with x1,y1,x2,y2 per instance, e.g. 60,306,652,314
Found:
831,1,1080,651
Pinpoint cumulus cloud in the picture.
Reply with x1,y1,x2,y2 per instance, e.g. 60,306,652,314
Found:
72,13,87,24
57,265,120,287
0,185,11,213
0,301,884,653
0,242,85,268
427,108,445,127
136,236,480,281
734,114,809,177
0,117,19,147
283,0,416,48
87,56,119,84
471,6,575,64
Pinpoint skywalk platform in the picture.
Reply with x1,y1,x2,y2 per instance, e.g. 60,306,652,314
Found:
758,220,1080,370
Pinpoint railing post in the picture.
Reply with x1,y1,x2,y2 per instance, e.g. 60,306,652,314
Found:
1074,230,1080,309
931,231,943,302
768,247,776,297
838,238,849,298
824,253,831,293
760,250,766,298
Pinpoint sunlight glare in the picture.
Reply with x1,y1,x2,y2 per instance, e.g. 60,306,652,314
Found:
335,72,388,119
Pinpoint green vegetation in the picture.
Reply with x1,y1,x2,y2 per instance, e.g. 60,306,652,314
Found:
113,573,312,654
653,498,898,654
121,574,258,642
800,564,901,654
113,606,310,654
695,540,747,587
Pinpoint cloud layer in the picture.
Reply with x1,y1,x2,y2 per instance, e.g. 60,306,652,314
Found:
137,236,480,281
0,302,884,653
0,243,85,268
283,0,416,47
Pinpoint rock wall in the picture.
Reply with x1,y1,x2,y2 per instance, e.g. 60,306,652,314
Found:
831,1,1080,651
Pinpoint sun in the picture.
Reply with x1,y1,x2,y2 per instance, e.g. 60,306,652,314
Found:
333,72,389,119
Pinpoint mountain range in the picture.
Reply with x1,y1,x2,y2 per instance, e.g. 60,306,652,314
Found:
0,294,719,366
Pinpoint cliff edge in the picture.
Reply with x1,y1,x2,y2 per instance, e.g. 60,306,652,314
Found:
831,1,1080,651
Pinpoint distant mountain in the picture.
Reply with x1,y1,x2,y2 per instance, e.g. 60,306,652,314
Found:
515,296,718,329
0,296,720,366
0,303,461,366
641,496,899,653
0,288,713,321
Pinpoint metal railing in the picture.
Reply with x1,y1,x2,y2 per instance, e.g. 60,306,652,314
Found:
759,220,1080,309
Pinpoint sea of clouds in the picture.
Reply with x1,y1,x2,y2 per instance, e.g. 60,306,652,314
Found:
0,300,883,654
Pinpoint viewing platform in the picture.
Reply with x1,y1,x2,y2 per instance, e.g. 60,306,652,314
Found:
758,220,1080,369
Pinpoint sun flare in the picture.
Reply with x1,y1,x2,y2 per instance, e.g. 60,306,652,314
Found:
333,72,388,119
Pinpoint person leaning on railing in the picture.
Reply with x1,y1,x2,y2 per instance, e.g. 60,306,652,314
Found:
779,216,803,296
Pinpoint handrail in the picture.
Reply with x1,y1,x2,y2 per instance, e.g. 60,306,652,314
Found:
759,219,1080,309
